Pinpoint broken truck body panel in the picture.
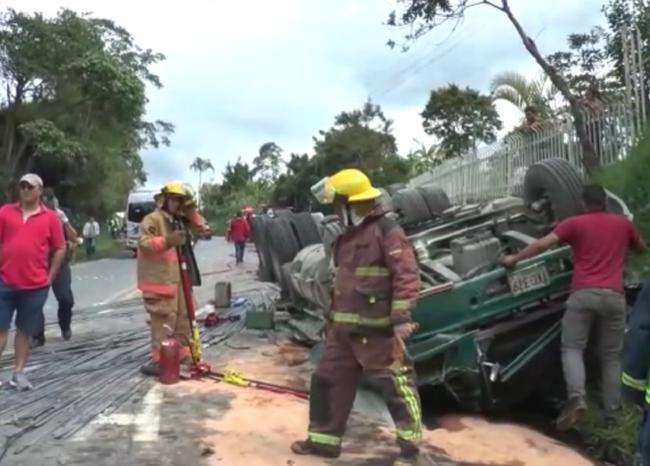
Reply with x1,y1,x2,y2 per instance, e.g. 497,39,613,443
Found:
253,159,627,410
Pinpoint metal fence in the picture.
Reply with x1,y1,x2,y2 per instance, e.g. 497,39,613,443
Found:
410,23,647,205
409,102,644,204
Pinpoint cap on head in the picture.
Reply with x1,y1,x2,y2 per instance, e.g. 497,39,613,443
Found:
20,173,43,188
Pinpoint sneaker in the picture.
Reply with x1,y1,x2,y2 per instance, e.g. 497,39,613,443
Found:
61,328,72,341
140,361,160,377
556,396,587,431
290,440,341,458
9,372,34,391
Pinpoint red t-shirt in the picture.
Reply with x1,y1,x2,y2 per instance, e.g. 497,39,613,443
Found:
553,212,639,293
229,217,250,243
0,203,66,290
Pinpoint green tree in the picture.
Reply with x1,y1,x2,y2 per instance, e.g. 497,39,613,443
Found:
0,9,172,215
421,84,502,157
406,141,447,175
220,158,255,197
252,142,283,184
190,156,214,205
313,99,408,187
490,72,556,117
546,27,615,96
388,0,601,173
604,0,650,101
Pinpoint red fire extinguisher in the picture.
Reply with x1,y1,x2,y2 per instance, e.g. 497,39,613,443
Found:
159,327,181,385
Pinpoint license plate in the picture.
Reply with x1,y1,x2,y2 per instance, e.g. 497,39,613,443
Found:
508,264,550,296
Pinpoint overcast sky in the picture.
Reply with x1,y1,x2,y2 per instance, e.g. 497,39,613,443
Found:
8,0,606,189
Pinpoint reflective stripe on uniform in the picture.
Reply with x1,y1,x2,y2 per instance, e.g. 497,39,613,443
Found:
308,432,341,446
330,311,391,327
355,266,390,277
393,368,422,442
392,299,411,311
622,372,646,392
138,281,178,297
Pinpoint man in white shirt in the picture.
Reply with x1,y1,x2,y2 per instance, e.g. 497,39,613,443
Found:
82,217,100,257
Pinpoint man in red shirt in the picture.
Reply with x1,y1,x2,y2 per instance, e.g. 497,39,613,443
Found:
229,211,250,264
502,185,646,430
0,174,66,390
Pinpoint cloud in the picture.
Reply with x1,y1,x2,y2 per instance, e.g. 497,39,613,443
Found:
6,0,606,189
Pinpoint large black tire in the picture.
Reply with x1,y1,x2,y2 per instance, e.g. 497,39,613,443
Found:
391,188,431,224
290,212,322,249
267,217,301,290
417,184,451,217
386,183,407,196
250,216,274,282
523,158,584,221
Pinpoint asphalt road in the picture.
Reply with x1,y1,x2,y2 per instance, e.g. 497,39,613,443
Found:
39,237,236,339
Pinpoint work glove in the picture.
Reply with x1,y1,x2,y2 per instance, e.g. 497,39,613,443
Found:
165,230,186,248
394,322,418,341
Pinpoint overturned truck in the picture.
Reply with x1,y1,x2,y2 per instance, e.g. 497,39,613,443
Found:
250,159,631,411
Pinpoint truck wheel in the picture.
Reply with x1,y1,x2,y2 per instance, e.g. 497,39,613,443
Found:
268,217,301,290
417,184,451,217
386,183,407,196
523,158,583,221
290,212,322,249
391,188,431,225
250,216,274,282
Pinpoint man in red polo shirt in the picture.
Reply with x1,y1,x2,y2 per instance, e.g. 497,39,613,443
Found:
501,184,646,430
0,173,66,391
229,210,250,264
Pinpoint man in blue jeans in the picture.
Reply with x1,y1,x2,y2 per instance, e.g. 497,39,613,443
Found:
0,174,66,390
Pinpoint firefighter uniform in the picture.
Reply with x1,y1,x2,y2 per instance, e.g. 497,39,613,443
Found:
294,169,422,463
622,280,650,465
137,182,208,369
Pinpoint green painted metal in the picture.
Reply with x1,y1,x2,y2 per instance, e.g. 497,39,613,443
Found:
499,320,561,382
409,246,572,344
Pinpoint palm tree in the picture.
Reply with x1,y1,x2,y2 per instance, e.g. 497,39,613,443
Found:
490,71,557,119
190,157,214,207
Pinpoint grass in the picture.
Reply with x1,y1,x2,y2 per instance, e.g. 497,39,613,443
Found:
74,232,124,262
579,400,642,465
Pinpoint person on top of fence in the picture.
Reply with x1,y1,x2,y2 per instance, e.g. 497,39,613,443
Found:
516,105,544,134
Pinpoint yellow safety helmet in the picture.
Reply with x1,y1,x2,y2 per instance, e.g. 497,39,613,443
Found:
160,181,188,198
311,168,382,204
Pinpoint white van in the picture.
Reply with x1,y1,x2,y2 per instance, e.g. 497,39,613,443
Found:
125,189,157,252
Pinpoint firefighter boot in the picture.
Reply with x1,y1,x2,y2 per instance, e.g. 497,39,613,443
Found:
140,361,160,377
394,439,420,466
291,440,341,458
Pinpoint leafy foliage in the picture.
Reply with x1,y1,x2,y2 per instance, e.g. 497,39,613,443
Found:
0,9,172,217
490,72,556,117
421,84,502,157
546,27,615,95
252,142,283,184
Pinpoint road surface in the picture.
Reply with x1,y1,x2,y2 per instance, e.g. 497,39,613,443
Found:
0,238,593,466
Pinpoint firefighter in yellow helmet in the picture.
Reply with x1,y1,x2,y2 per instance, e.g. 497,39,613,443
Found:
292,169,423,466
137,181,211,376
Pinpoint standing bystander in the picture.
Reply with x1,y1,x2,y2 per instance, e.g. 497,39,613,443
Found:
501,185,646,430
30,189,78,347
229,211,250,264
0,174,66,390
82,216,100,257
